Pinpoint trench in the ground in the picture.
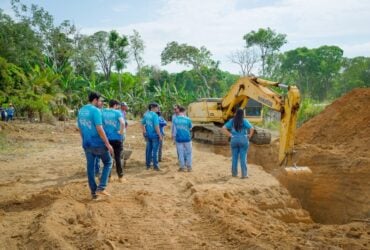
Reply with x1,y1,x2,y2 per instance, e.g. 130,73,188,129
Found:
193,142,366,225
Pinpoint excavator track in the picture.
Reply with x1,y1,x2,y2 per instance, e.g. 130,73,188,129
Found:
192,124,271,145
192,125,229,145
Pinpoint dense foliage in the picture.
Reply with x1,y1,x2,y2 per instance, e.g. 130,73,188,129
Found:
0,1,369,124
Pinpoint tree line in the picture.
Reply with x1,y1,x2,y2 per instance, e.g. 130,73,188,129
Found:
0,0,369,123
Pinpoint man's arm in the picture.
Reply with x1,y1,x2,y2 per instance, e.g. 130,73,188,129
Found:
155,125,163,141
96,125,114,155
118,117,125,135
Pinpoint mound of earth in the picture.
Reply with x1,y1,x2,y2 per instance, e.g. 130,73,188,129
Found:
297,88,370,158
290,88,370,224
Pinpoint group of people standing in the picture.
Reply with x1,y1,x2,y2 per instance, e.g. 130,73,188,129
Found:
0,103,15,121
141,103,193,172
77,91,254,200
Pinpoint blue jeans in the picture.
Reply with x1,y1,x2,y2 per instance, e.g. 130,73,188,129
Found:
94,157,101,176
146,137,160,169
230,135,249,177
158,137,163,161
84,147,112,197
176,142,192,169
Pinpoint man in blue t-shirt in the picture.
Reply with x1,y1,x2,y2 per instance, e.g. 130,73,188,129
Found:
102,99,125,180
141,102,162,170
77,92,114,200
172,106,193,172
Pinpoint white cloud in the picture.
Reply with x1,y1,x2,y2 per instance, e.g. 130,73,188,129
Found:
80,0,370,74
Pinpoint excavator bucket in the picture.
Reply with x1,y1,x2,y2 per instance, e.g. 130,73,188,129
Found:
283,165,312,176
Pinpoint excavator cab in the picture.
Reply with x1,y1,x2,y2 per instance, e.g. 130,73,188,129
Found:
245,99,263,122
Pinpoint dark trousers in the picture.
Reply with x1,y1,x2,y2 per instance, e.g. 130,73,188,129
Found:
109,140,124,177
158,139,163,161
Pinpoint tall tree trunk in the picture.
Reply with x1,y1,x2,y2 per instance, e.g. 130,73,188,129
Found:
118,70,122,99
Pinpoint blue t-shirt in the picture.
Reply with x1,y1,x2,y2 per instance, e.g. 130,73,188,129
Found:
173,115,192,143
224,118,253,136
141,111,160,139
77,104,105,148
6,107,15,116
102,108,123,141
159,116,167,135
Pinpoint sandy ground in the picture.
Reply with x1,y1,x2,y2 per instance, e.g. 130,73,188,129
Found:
0,119,369,249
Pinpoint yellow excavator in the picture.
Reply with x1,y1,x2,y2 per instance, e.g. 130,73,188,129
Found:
188,76,307,169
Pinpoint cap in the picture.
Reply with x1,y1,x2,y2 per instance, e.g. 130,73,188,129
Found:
121,102,128,106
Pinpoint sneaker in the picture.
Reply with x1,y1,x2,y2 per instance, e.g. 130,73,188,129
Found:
146,166,151,170
232,175,238,178
96,190,111,196
92,195,102,201
241,175,249,179
153,167,161,171
178,168,185,172
187,168,192,172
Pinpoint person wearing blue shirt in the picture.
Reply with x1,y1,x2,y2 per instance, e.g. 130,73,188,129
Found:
222,108,254,179
0,105,7,121
172,106,193,172
102,99,126,181
157,111,167,162
6,103,15,121
141,102,162,170
77,92,114,200
171,104,180,159
94,100,104,177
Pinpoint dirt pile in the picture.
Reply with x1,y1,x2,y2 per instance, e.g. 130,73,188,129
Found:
291,88,370,224
297,88,370,157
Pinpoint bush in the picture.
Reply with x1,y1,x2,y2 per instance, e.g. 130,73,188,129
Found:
298,98,328,126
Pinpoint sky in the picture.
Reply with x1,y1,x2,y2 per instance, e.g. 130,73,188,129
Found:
1,0,370,74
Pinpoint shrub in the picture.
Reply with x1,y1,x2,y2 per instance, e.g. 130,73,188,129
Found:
297,98,328,126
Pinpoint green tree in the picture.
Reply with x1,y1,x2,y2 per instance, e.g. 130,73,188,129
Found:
280,45,343,100
333,56,370,97
11,0,75,73
71,33,96,78
161,41,218,94
89,30,129,81
243,27,287,76
0,10,43,70
0,56,27,104
129,29,145,94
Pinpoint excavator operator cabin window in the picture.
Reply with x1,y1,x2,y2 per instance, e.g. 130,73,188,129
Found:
245,99,262,117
